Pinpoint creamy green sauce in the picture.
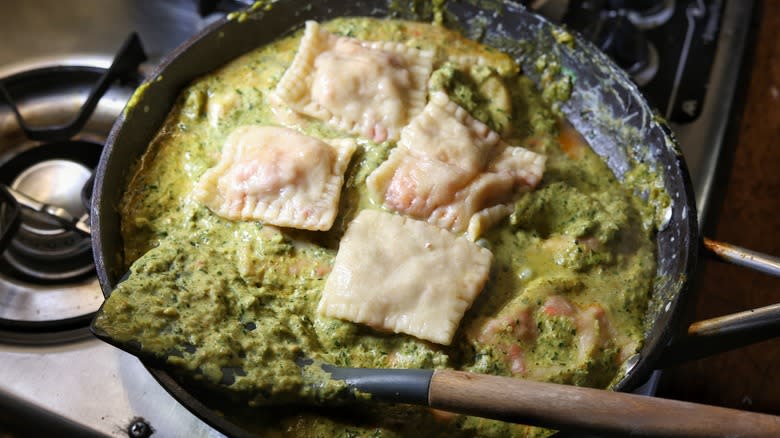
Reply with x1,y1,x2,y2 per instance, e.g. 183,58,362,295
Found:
93,17,661,437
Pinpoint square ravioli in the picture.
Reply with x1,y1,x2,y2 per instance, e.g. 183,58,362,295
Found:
318,209,492,345
273,21,434,143
194,125,356,231
367,92,546,236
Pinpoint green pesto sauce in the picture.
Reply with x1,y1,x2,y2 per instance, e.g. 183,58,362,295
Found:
124,81,151,115
93,17,662,437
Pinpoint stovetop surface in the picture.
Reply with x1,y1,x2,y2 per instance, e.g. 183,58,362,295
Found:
0,0,754,436
0,0,207,75
1,2,227,436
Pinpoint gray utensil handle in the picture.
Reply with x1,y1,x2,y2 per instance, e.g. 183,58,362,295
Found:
428,369,780,437
321,364,433,404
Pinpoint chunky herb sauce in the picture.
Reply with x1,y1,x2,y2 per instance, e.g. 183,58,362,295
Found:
94,17,660,437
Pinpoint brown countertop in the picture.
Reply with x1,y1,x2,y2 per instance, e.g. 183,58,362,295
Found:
655,0,780,414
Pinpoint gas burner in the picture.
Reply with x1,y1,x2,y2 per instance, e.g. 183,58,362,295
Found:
551,0,726,125
0,34,145,333
587,12,661,82
2,142,100,281
606,0,676,28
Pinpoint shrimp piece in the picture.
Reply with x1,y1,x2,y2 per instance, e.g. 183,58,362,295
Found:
541,294,576,317
469,302,537,377
507,344,526,375
541,296,615,364
575,304,608,363
475,303,537,344
577,304,639,364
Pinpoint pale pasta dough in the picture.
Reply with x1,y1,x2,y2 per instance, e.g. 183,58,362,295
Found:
317,209,492,345
274,21,434,142
194,125,356,231
367,92,546,235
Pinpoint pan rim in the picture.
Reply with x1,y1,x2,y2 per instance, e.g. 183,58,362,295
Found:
90,1,700,435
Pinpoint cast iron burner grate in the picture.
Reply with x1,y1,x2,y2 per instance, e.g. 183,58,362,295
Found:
0,34,146,331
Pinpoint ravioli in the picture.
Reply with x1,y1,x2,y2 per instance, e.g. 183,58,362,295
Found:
367,92,546,235
194,125,356,230
273,21,434,142
318,209,492,345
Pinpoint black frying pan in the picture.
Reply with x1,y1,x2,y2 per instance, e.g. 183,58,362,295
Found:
89,1,778,436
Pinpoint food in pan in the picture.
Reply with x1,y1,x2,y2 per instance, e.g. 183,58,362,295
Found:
366,91,545,235
274,21,434,143
93,16,664,437
194,125,357,230
318,209,493,345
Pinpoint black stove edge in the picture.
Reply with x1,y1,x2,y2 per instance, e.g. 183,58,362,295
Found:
0,387,107,438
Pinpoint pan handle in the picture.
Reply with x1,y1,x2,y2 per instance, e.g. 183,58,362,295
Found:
657,238,780,367
702,237,780,277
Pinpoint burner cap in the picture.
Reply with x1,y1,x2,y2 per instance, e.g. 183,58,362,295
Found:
0,138,105,330
1,141,101,282
14,159,91,235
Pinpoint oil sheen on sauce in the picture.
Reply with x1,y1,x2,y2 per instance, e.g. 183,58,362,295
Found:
93,17,662,437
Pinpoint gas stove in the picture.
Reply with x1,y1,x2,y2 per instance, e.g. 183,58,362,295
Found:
0,1,225,436
0,0,755,436
536,0,753,222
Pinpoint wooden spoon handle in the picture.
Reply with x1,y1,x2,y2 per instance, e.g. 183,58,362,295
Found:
429,369,780,437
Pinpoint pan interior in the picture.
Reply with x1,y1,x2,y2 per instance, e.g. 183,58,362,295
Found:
91,0,697,435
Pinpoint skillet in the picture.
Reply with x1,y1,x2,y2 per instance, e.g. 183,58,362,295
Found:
88,0,779,435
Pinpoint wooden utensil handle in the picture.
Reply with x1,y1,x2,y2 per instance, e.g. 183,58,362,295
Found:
429,369,780,437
